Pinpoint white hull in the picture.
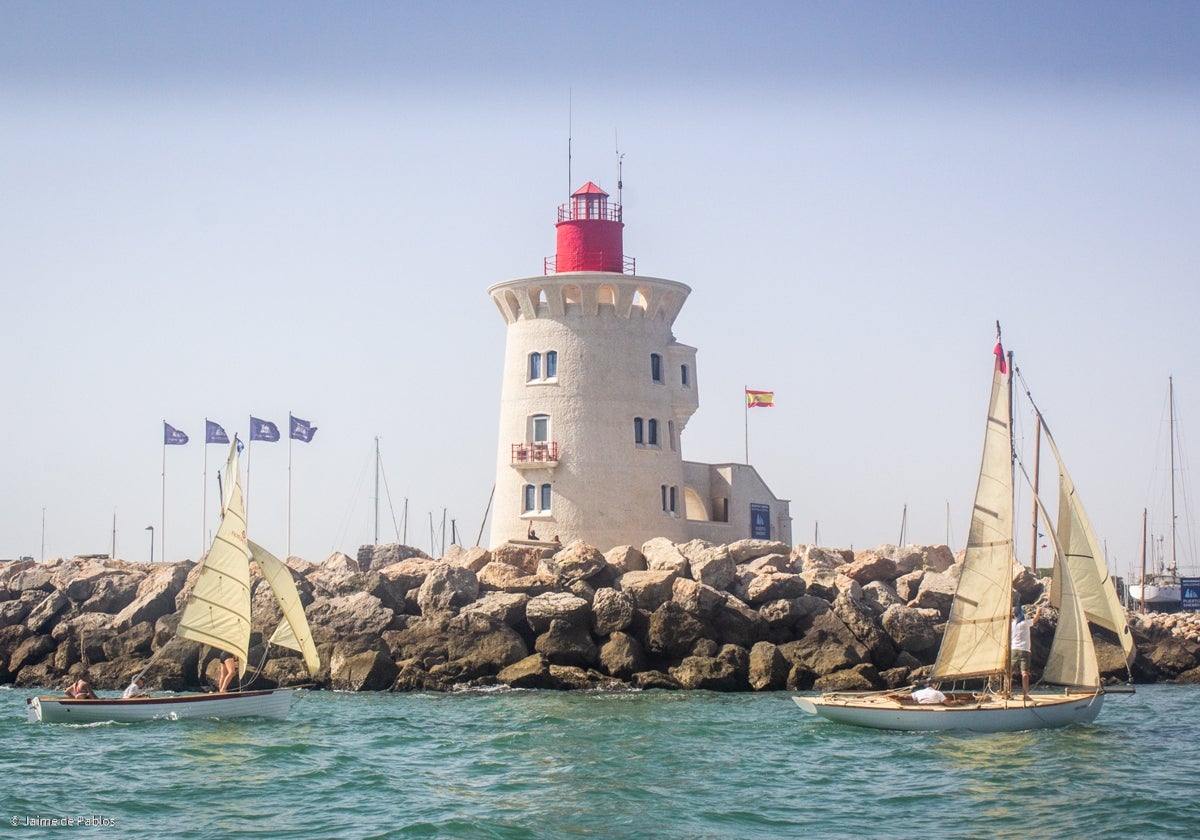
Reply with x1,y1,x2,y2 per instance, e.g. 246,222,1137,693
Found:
1127,582,1180,606
27,689,295,724
792,691,1105,732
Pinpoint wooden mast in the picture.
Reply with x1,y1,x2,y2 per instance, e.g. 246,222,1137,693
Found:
1140,507,1148,613
1030,413,1042,573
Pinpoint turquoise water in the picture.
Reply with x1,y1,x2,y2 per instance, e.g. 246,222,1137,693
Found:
3,685,1197,839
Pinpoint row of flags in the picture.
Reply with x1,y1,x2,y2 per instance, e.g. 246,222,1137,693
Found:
163,415,318,446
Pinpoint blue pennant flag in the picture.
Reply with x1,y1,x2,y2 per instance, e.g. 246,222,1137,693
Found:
290,414,318,443
206,420,230,444
164,422,189,445
249,416,280,442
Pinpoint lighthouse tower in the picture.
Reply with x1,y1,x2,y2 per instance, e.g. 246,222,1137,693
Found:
488,182,698,549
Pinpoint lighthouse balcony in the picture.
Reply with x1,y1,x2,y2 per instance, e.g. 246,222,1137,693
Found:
544,254,636,275
511,441,560,469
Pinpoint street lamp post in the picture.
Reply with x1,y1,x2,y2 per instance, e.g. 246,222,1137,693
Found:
145,525,154,563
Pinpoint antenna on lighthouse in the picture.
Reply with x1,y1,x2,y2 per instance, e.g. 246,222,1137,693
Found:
567,89,573,197
615,129,624,205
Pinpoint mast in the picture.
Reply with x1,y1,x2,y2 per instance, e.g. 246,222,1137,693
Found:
1169,376,1178,577
1004,339,1015,698
1030,412,1042,573
374,436,380,546
1140,507,1148,613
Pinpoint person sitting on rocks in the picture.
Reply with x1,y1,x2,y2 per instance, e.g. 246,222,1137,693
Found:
527,523,539,541
65,669,98,699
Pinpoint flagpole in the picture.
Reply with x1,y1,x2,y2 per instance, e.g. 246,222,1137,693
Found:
287,414,293,557
160,422,167,564
202,418,208,558
744,385,749,465
246,434,252,527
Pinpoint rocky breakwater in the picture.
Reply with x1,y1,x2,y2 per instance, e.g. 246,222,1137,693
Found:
4,540,1198,693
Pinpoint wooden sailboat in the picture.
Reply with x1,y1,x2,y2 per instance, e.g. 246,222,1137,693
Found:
28,439,321,724
793,329,1134,732
1128,377,1184,611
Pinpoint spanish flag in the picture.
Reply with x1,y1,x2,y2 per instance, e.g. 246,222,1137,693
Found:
746,389,775,408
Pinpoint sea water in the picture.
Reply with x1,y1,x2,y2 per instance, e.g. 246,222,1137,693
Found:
2,684,1197,839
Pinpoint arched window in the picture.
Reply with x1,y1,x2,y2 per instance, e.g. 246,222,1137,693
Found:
650,353,663,382
648,418,659,447
634,417,644,445
545,350,557,379
540,483,552,511
528,352,541,381
523,484,536,513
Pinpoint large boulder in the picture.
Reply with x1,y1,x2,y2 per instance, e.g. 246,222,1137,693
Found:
116,563,190,629
598,631,647,679
534,619,597,668
605,545,647,574
538,541,608,585
671,578,726,619
378,557,439,593
669,656,738,690
329,644,399,691
618,569,679,611
880,604,941,654
591,587,634,636
712,594,768,649
909,570,958,616
490,544,545,575
445,613,529,675
778,610,870,676
641,538,690,576
477,562,558,595
727,539,792,564
843,551,898,585
647,601,707,658
357,543,432,572
417,564,480,616
307,592,394,641
748,641,790,690
24,591,70,635
744,573,806,606
461,591,529,629
679,541,736,591
525,592,590,634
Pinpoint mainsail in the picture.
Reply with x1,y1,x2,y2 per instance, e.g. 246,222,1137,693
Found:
248,540,321,674
1041,429,1136,668
176,440,252,678
933,342,1015,681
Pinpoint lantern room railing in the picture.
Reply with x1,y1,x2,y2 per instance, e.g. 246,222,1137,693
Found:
543,254,636,275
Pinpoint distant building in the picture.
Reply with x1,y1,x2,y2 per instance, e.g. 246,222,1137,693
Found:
488,182,791,551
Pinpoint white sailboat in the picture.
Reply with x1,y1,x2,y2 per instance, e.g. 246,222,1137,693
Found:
794,329,1135,732
28,439,321,724
1128,377,1185,611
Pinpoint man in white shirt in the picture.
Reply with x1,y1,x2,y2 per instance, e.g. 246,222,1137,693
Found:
122,677,146,699
1011,604,1043,698
912,683,947,705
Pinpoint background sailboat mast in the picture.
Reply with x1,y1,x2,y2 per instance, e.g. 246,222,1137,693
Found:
1140,507,1148,613
1169,376,1178,575
374,436,380,546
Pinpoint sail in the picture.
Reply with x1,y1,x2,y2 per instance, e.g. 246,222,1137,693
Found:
1042,430,1136,667
934,344,1015,681
1031,494,1101,687
248,539,321,675
176,441,252,678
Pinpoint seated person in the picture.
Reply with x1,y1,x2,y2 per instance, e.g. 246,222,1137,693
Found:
911,682,947,705
122,677,146,699
65,670,98,699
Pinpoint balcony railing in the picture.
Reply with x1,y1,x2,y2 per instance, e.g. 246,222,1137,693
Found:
543,254,636,275
512,441,559,464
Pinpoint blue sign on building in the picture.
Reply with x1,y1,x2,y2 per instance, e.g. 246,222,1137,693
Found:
1182,577,1200,611
750,503,771,540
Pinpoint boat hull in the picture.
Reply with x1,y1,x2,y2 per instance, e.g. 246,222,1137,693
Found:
27,689,296,724
792,691,1104,732
1127,583,1180,606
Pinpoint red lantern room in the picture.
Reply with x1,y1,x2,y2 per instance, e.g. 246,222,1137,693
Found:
551,182,626,273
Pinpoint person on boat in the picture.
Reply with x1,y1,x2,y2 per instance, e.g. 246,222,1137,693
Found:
217,650,238,693
65,669,98,699
911,682,947,705
1011,604,1044,699
122,676,146,699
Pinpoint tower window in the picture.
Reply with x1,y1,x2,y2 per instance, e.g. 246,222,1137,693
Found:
528,352,541,381
545,350,557,379
524,484,536,513
661,484,678,514
681,364,690,387
668,420,676,451
528,350,558,382
650,353,663,383
634,417,644,445
648,418,659,447
531,413,549,443
540,483,552,511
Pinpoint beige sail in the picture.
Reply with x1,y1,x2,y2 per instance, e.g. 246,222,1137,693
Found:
248,539,321,675
176,441,252,678
1031,494,1101,687
933,347,1014,681
1042,431,1136,667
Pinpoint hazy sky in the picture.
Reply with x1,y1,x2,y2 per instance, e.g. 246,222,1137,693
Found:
3,1,1198,581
